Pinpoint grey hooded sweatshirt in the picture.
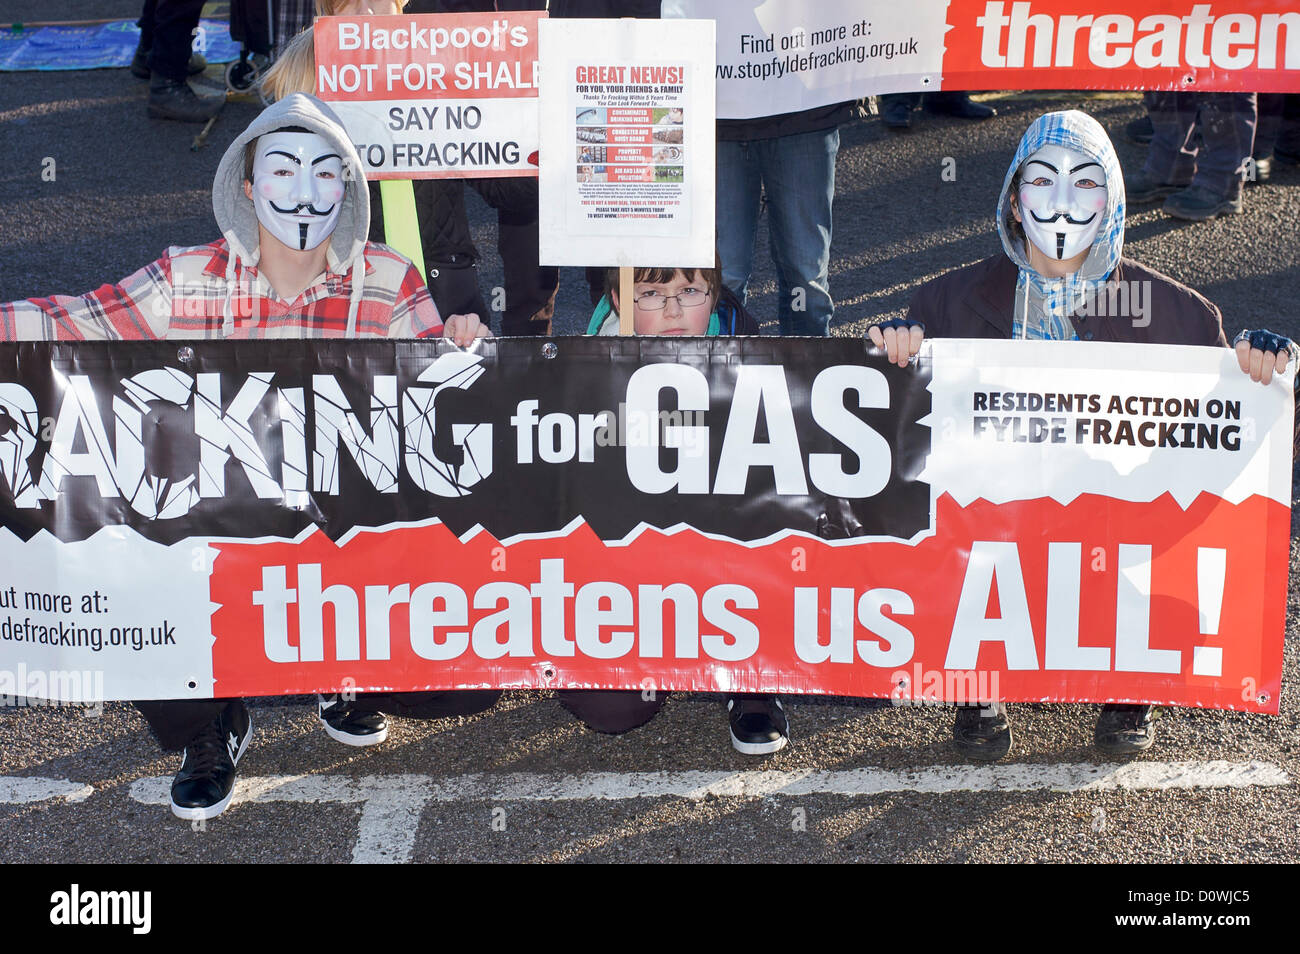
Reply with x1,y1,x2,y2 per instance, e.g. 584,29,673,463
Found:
995,110,1126,339
211,92,372,336
2,93,438,341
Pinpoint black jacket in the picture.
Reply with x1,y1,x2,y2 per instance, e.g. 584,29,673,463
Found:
907,254,1228,347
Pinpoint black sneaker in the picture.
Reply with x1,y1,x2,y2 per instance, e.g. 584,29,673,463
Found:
953,702,1013,761
1095,704,1160,755
169,701,252,821
318,694,388,747
727,695,788,755
147,77,224,123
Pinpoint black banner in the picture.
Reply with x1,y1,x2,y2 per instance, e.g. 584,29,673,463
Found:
0,337,933,545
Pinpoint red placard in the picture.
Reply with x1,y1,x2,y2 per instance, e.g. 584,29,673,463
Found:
314,12,541,101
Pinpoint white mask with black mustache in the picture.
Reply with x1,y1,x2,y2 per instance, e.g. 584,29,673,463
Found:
1016,144,1107,262
250,131,345,252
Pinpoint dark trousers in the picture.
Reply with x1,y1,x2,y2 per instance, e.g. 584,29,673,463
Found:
368,179,491,322
136,691,502,752
137,0,205,82
1143,91,1257,197
879,91,974,111
556,689,668,734
467,178,559,336
386,177,559,337
1256,93,1300,161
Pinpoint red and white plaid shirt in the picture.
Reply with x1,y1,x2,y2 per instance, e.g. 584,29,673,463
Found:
0,239,443,341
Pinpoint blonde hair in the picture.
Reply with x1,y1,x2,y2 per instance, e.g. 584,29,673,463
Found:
261,1,409,101
317,1,409,15
261,27,315,100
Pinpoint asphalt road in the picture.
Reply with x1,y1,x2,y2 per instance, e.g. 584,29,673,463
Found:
1,1,1298,871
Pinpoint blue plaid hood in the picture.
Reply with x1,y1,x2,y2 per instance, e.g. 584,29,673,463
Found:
996,110,1126,285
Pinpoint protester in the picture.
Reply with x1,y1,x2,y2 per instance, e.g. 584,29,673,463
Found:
132,0,223,122
266,0,559,335
868,109,1294,760
131,0,207,80
405,0,558,336
1126,92,1258,221
716,101,866,337
0,93,495,819
570,263,785,753
262,1,432,287
586,263,760,338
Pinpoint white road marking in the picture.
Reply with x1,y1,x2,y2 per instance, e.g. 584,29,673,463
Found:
433,760,1293,798
129,775,433,864
0,776,94,804
116,760,1290,862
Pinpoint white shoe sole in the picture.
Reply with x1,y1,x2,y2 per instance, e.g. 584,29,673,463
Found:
170,788,235,822
730,729,789,756
169,713,253,821
318,713,388,747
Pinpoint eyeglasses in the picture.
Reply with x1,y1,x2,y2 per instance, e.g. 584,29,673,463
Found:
633,288,710,311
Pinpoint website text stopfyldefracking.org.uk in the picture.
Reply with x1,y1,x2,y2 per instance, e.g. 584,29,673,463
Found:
717,38,920,82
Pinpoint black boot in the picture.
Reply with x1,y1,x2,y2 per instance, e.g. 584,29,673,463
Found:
1095,704,1160,755
148,76,224,123
953,702,1013,761
130,40,152,79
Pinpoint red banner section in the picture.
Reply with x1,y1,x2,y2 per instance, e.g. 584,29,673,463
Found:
943,1,1300,93
680,0,1300,119
314,12,543,178
315,12,541,101
210,493,1288,712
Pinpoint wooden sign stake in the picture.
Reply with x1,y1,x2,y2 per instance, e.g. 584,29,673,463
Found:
619,266,634,336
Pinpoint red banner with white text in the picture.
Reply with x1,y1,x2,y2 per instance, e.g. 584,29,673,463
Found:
667,1,1300,119
0,338,1290,711
314,11,542,178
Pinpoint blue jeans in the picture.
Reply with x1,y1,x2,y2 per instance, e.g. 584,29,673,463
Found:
716,127,839,336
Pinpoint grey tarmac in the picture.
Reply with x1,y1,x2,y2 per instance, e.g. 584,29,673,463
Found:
0,0,1298,865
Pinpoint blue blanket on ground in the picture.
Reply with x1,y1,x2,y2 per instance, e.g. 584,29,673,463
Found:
0,19,239,72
